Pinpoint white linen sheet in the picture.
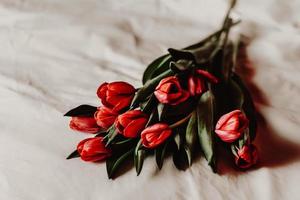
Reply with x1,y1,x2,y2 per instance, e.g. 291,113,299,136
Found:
0,0,300,199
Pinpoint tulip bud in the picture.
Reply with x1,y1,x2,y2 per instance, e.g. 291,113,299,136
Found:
141,123,172,148
77,137,112,162
116,110,148,138
97,81,135,112
94,107,118,130
188,69,218,96
215,110,249,142
188,75,206,96
154,76,189,105
69,117,100,134
235,144,258,169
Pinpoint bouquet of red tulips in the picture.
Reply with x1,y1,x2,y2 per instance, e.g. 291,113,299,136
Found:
64,0,258,179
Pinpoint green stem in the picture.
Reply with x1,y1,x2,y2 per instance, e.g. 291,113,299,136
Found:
185,20,240,51
222,0,237,27
169,112,193,129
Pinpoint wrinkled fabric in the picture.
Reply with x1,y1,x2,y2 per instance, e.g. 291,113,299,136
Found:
0,0,300,199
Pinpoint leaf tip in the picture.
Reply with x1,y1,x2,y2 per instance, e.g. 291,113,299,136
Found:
66,150,80,160
157,164,162,170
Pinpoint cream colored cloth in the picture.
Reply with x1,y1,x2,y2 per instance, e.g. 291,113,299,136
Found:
0,0,300,199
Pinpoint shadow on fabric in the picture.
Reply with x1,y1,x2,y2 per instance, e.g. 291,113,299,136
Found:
218,39,300,175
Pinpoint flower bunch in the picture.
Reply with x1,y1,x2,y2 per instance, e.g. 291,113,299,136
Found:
64,0,258,179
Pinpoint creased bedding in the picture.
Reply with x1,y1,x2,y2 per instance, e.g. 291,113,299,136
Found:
0,0,300,199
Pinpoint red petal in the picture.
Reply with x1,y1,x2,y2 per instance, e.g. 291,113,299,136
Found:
155,130,172,144
155,76,177,90
81,154,110,162
112,96,133,112
215,110,243,130
215,129,241,143
221,115,240,131
106,91,127,105
188,76,197,96
108,81,135,94
77,138,91,154
70,117,100,134
238,114,249,132
123,118,148,138
196,69,218,83
169,90,190,105
154,90,169,103
97,82,108,99
141,123,169,134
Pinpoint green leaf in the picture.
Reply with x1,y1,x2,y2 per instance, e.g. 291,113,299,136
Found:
183,146,193,167
172,147,189,171
140,94,157,114
143,22,240,82
212,76,244,124
222,41,234,82
155,140,169,169
141,20,240,83
105,126,118,147
196,90,216,172
168,45,213,64
106,149,134,179
169,60,193,73
228,78,244,110
174,132,181,150
64,104,97,117
134,140,145,176
112,138,134,146
66,150,80,160
185,111,197,166
238,131,248,149
223,37,240,81
232,73,257,141
142,30,219,84
142,55,172,84
131,69,174,108
230,144,238,157
145,109,158,127
157,103,167,121
168,48,195,62
172,130,189,170
94,129,108,137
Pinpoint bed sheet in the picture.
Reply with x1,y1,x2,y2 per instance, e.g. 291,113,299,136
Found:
0,0,300,199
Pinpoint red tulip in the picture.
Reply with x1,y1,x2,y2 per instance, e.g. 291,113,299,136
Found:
97,81,135,112
215,110,248,142
116,110,148,138
154,76,189,105
77,137,111,162
188,69,218,96
69,117,100,134
94,107,118,129
141,123,172,148
235,144,258,169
